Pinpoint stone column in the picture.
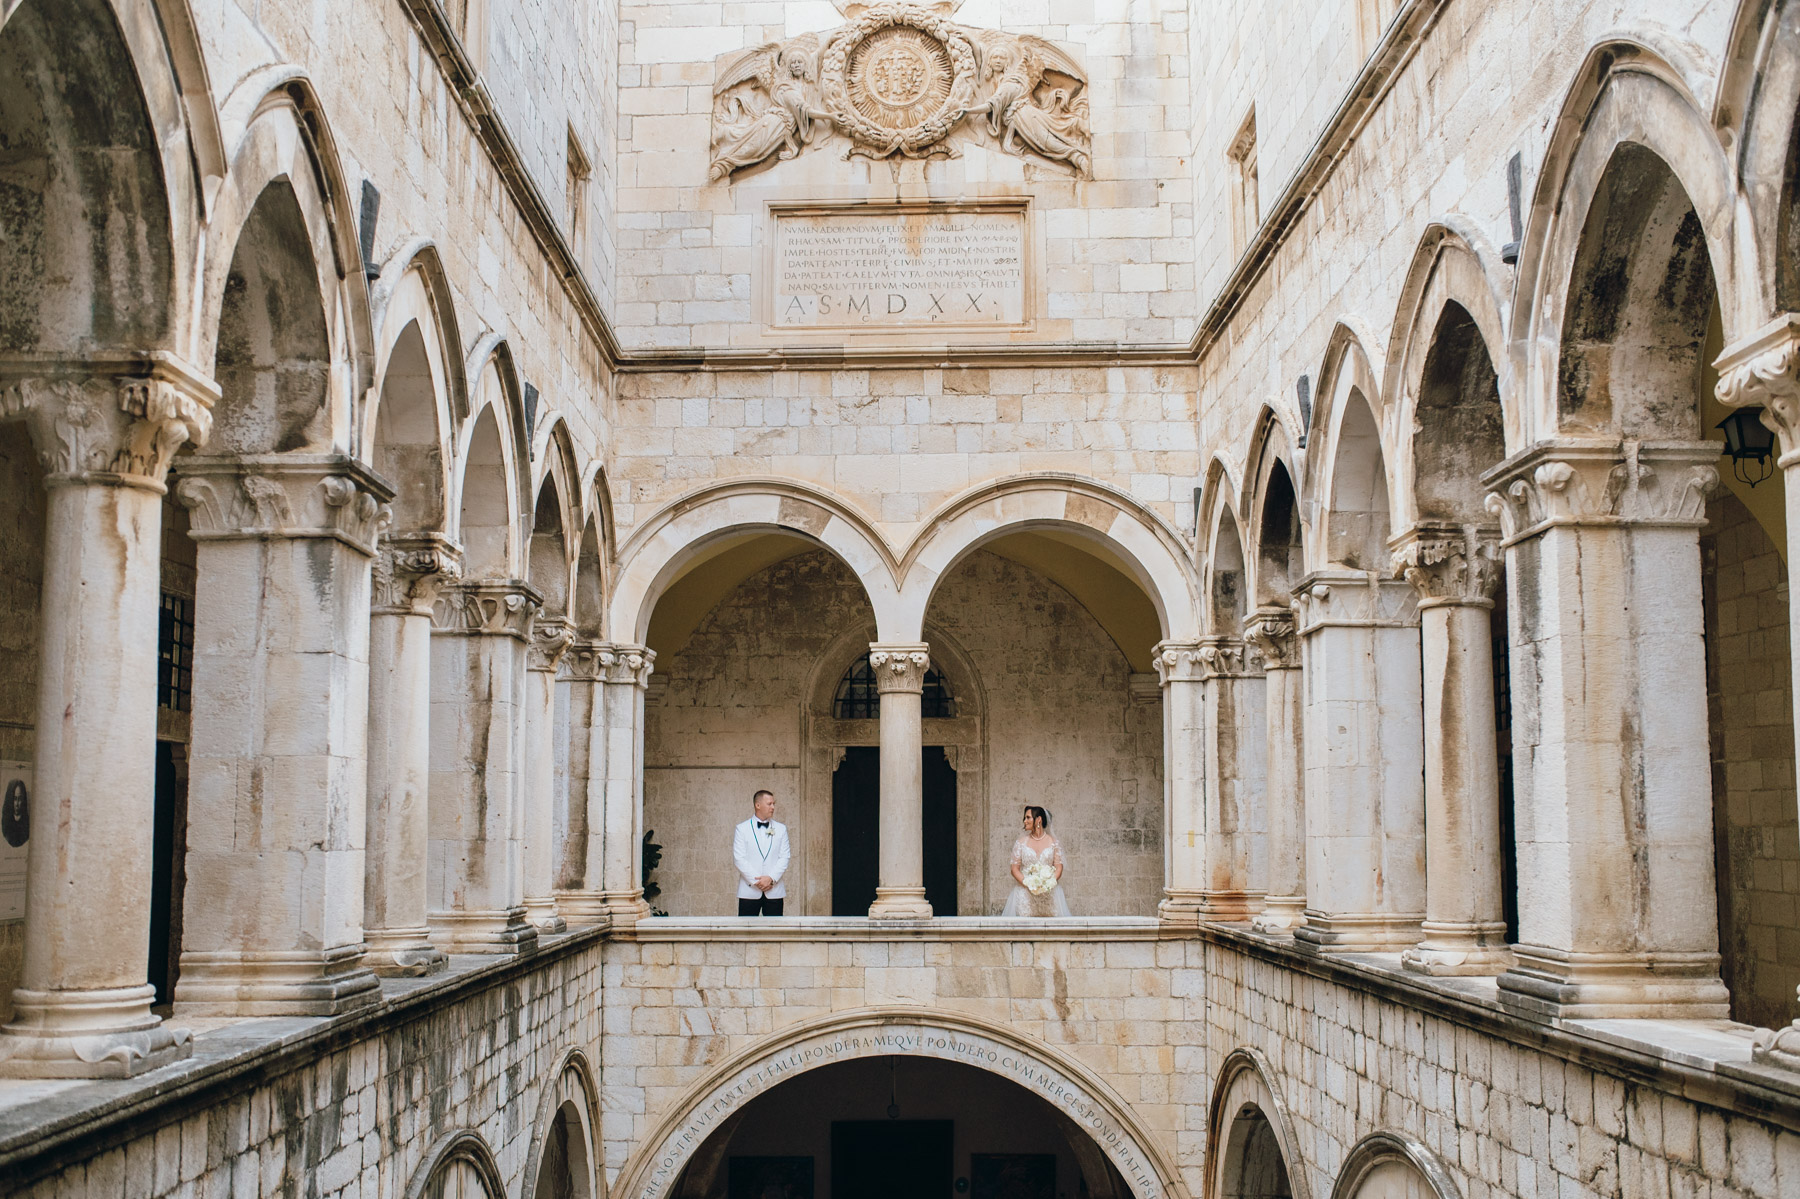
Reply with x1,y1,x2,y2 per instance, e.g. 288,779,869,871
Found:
1392,526,1511,975
1154,642,1206,926
1293,571,1427,953
170,456,392,1016
1246,608,1305,933
428,580,541,953
1197,638,1266,921
1717,315,1800,1064
597,643,655,924
522,616,574,933
0,357,211,1078
363,534,461,976
868,643,933,919
1484,439,1728,1018
554,641,610,926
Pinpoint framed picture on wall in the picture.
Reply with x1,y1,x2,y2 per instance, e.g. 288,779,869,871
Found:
972,1153,1055,1199
728,1156,814,1199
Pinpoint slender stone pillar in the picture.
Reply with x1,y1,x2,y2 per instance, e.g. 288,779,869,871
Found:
170,455,390,1016
1293,570,1427,952
1717,315,1800,1062
1198,638,1266,920
0,357,211,1077
597,643,655,924
363,534,461,976
1246,608,1305,933
1392,525,1511,975
428,580,541,953
554,641,611,926
868,643,933,919
1484,439,1728,1018
522,616,574,933
1154,642,1206,926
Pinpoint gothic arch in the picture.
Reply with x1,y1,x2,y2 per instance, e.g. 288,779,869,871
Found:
614,1008,1188,1199
1717,0,1800,314
610,479,902,645
530,430,580,617
522,1049,604,1199
366,249,460,534
367,240,467,444
1306,327,1394,573
897,475,1200,643
1203,1049,1311,1199
454,352,525,580
1328,1133,1462,1199
1200,461,1249,639
1242,407,1308,609
404,1129,509,1199
1512,39,1746,440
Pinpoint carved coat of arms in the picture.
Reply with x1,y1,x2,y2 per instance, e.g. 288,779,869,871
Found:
709,3,1090,180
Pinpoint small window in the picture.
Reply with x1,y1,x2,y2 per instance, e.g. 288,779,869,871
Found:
158,591,194,713
832,653,957,719
1227,109,1259,259
566,126,592,259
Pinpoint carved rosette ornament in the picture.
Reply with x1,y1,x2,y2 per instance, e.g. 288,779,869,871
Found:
1390,526,1502,606
709,3,1089,178
1714,313,1800,457
868,644,931,694
0,354,216,487
1243,608,1298,670
528,617,576,673
1483,441,1719,541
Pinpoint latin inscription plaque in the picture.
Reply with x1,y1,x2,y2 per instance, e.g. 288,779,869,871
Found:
771,205,1028,330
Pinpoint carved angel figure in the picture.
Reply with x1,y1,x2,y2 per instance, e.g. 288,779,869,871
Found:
709,37,826,181
977,35,1091,177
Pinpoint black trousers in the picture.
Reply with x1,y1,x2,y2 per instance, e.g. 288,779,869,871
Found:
738,895,784,916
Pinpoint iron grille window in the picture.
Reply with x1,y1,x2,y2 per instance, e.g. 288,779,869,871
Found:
832,653,956,719
158,591,194,712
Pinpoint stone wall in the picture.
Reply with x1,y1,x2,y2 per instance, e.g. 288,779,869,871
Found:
644,548,1163,918
1704,493,1800,1031
6,937,606,1199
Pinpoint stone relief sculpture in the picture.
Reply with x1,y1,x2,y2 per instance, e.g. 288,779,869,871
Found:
708,2,1090,180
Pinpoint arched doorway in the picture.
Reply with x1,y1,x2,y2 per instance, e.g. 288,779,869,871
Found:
617,1011,1182,1199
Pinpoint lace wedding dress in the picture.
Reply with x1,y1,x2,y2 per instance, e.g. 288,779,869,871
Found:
1001,836,1071,917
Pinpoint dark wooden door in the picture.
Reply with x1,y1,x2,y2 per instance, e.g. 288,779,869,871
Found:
831,1121,952,1199
832,747,881,915
922,747,957,916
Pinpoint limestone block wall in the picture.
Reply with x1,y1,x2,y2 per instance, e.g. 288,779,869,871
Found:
613,0,1198,348
1703,494,1800,1032
7,939,605,1199
644,548,1163,917
1202,934,1800,1199
610,365,1199,542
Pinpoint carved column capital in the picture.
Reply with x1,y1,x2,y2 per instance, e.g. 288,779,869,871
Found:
868,643,931,694
1482,439,1719,542
1197,637,1251,679
528,617,576,673
431,579,543,639
372,534,463,616
1243,607,1299,669
600,643,656,689
0,352,216,489
1390,525,1502,607
1715,313,1800,456
173,455,396,555
561,640,609,682
1152,640,1207,686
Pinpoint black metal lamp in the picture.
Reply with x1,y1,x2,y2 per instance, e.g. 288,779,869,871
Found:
1717,407,1778,487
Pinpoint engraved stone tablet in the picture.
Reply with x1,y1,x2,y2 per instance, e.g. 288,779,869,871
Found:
771,204,1028,330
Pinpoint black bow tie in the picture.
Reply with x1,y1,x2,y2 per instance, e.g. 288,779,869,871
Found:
757,821,770,829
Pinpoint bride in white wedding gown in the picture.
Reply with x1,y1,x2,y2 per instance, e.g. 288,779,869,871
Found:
1001,805,1072,917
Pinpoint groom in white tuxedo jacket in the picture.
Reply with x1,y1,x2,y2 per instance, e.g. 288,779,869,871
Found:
734,789,790,916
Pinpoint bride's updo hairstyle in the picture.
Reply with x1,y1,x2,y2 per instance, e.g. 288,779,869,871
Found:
1024,805,1050,830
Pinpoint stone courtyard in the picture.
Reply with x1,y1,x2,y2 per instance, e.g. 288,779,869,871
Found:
1,0,1800,1197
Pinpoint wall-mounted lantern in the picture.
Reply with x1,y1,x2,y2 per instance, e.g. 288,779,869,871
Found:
1717,407,1778,487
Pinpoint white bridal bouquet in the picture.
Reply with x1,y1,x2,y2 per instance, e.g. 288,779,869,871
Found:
1022,861,1057,897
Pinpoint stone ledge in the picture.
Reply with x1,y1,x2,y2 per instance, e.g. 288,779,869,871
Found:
0,927,607,1183
1199,922,1800,1132
629,917,1165,941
